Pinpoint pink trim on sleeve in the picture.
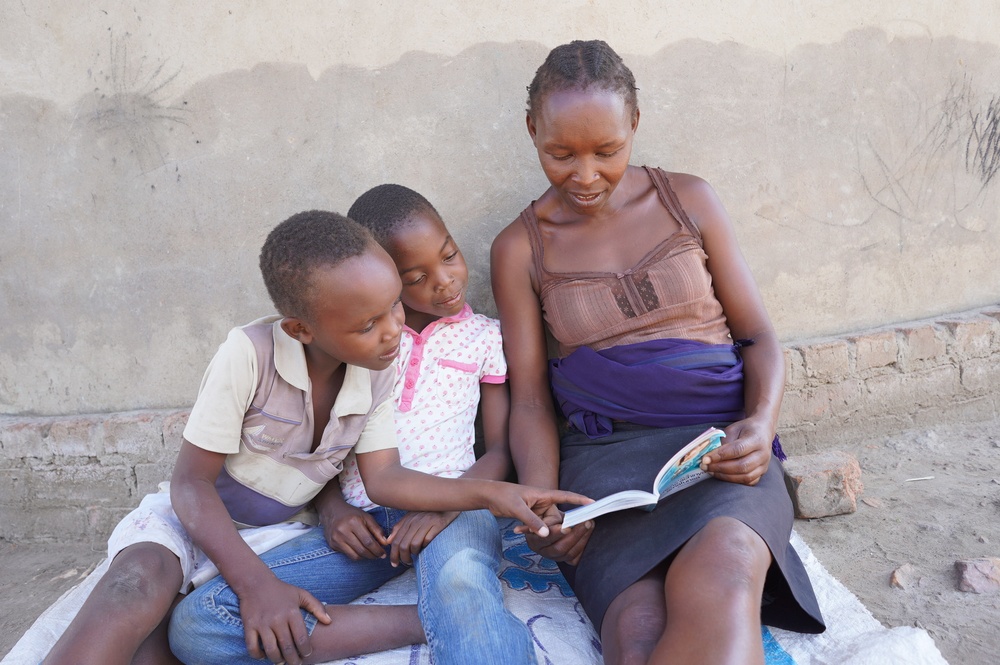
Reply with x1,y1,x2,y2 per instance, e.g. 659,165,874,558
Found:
480,374,507,384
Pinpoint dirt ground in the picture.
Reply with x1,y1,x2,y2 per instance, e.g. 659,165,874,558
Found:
2,417,999,664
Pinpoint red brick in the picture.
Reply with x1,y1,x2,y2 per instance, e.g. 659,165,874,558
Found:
851,330,898,371
942,317,998,359
801,340,850,381
897,324,947,365
783,347,807,389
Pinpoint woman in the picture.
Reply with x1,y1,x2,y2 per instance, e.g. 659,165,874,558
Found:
491,40,825,665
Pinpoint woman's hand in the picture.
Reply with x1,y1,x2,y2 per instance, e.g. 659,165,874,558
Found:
239,576,331,665
387,511,459,566
317,500,389,561
523,504,594,565
702,417,774,485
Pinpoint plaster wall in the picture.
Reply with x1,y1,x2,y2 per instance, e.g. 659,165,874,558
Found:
2,1,999,416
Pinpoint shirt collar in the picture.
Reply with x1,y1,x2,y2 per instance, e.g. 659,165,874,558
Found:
271,318,373,415
403,303,474,338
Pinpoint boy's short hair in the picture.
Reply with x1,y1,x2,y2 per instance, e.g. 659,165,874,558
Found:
347,184,439,247
259,210,373,321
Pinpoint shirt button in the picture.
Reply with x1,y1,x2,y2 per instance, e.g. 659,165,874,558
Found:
405,381,414,389
409,359,418,366
414,337,423,345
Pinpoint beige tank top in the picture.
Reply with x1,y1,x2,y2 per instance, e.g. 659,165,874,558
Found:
519,166,732,358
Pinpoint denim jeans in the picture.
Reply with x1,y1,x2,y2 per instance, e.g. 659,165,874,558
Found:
168,508,536,665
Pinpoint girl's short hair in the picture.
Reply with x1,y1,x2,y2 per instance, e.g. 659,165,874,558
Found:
347,183,440,247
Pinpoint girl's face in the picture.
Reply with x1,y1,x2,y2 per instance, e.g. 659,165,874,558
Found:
527,87,638,216
386,210,469,330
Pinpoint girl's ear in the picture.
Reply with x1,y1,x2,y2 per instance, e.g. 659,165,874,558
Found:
631,106,640,133
280,317,314,345
526,112,538,143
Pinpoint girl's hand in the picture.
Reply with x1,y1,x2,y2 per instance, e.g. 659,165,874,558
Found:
387,511,459,566
486,484,592,537
702,418,774,485
317,501,389,561
239,577,331,665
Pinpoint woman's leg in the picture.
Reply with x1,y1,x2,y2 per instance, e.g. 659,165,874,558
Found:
599,516,772,665
600,569,667,665
44,542,183,665
651,516,771,665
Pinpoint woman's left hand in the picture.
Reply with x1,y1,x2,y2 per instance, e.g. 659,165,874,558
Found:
701,418,774,485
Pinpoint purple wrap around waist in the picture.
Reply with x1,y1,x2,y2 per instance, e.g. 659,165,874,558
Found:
549,337,785,459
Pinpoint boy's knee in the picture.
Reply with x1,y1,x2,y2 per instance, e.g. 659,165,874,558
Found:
107,543,182,602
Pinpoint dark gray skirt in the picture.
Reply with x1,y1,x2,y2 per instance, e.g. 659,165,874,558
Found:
558,422,825,635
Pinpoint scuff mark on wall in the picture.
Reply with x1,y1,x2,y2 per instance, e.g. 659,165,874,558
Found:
966,95,1000,190
86,33,189,170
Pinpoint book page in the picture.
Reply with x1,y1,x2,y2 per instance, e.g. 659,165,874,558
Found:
561,489,658,529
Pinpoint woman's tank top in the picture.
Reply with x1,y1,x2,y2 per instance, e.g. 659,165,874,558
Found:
518,166,731,358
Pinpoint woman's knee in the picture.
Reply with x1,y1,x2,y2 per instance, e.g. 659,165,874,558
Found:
601,575,666,664
672,518,771,594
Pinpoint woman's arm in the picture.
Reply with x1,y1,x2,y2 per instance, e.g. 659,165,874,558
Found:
489,221,561,489
673,173,784,485
489,220,594,564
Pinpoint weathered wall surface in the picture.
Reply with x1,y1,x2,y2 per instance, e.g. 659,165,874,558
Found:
2,2,999,419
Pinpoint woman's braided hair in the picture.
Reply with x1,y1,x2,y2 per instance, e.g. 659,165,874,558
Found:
526,40,638,120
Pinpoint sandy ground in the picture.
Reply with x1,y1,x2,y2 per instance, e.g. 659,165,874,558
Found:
2,417,999,664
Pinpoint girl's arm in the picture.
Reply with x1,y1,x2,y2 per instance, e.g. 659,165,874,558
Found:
459,381,513,481
355,447,590,536
170,442,330,665
386,381,511,566
673,172,784,485
489,220,593,564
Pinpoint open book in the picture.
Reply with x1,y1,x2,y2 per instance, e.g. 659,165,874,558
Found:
561,427,725,528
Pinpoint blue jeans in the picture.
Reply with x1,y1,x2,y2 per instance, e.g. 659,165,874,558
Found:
168,508,536,665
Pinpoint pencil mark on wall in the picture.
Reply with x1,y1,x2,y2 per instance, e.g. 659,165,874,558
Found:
966,96,1000,190
857,77,996,237
87,32,188,169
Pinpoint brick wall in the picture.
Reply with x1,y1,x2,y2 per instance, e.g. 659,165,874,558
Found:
2,305,998,544
780,305,1000,452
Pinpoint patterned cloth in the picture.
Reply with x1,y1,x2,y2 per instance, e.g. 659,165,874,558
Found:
4,527,949,665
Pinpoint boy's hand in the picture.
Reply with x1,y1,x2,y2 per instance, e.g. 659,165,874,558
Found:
239,576,331,665
317,501,389,561
524,504,594,566
486,484,592,538
702,417,773,486
387,511,459,566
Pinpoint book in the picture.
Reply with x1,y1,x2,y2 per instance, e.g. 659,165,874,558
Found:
561,427,725,529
